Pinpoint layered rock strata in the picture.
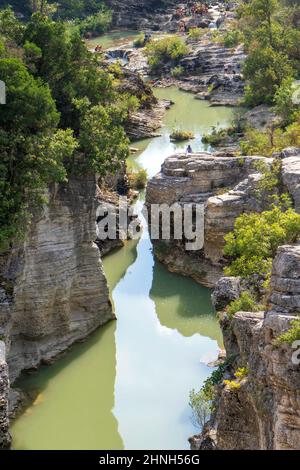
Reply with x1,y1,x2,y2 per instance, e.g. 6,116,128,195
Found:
0,174,114,385
190,148,300,450
191,243,300,450
146,152,269,287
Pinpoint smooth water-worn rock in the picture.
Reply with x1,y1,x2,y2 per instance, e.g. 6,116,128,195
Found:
0,174,114,383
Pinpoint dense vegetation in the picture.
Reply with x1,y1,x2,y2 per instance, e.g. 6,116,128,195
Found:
224,205,300,284
0,1,112,36
203,0,300,155
220,1,300,286
0,7,130,250
237,0,300,106
0,0,110,20
145,36,189,73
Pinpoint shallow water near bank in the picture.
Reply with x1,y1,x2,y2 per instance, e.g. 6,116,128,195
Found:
86,31,140,50
11,87,233,450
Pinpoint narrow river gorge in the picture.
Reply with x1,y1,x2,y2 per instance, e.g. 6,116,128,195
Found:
11,66,233,450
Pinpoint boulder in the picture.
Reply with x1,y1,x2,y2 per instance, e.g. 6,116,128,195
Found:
212,277,241,311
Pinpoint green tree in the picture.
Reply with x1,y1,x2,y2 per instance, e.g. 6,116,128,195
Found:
0,58,78,250
145,36,189,73
249,0,279,46
78,103,129,175
224,206,300,282
0,7,24,43
243,46,293,106
189,389,212,429
0,58,59,132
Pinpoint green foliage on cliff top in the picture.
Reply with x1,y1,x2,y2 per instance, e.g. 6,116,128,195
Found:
237,0,300,106
226,292,263,317
145,36,189,73
224,205,300,282
240,116,300,157
0,9,130,250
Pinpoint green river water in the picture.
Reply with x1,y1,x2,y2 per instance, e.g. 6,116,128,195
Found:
11,75,233,450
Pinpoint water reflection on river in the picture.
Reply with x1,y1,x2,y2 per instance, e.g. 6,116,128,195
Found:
11,85,232,450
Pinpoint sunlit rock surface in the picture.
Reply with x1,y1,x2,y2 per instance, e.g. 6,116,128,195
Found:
191,235,300,449
0,175,114,383
146,152,269,287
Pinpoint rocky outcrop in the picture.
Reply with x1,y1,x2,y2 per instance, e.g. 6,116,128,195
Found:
0,342,11,449
269,243,300,315
211,276,241,311
115,68,172,140
281,148,300,213
107,0,180,30
191,243,300,450
146,152,269,287
180,43,245,106
243,105,278,131
0,174,114,383
126,99,172,140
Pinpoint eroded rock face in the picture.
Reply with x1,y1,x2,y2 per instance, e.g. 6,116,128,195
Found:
269,243,300,315
281,148,300,212
243,105,278,131
0,174,114,383
146,152,269,287
211,276,241,311
0,342,11,449
126,99,172,140
107,0,180,30
194,244,300,450
180,43,245,106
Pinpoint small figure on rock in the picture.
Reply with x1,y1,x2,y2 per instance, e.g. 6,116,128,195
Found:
186,145,193,155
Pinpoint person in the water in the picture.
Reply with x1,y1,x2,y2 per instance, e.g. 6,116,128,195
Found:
186,145,193,155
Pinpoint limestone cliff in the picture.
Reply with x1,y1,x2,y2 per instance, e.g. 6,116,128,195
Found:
107,0,180,30
191,244,300,450
188,149,300,450
146,151,269,287
0,173,115,448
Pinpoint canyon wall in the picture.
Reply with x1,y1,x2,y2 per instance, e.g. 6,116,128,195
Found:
146,151,269,287
0,174,115,448
147,148,300,449
191,243,300,450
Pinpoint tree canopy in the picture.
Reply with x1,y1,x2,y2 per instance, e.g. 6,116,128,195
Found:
0,8,129,250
